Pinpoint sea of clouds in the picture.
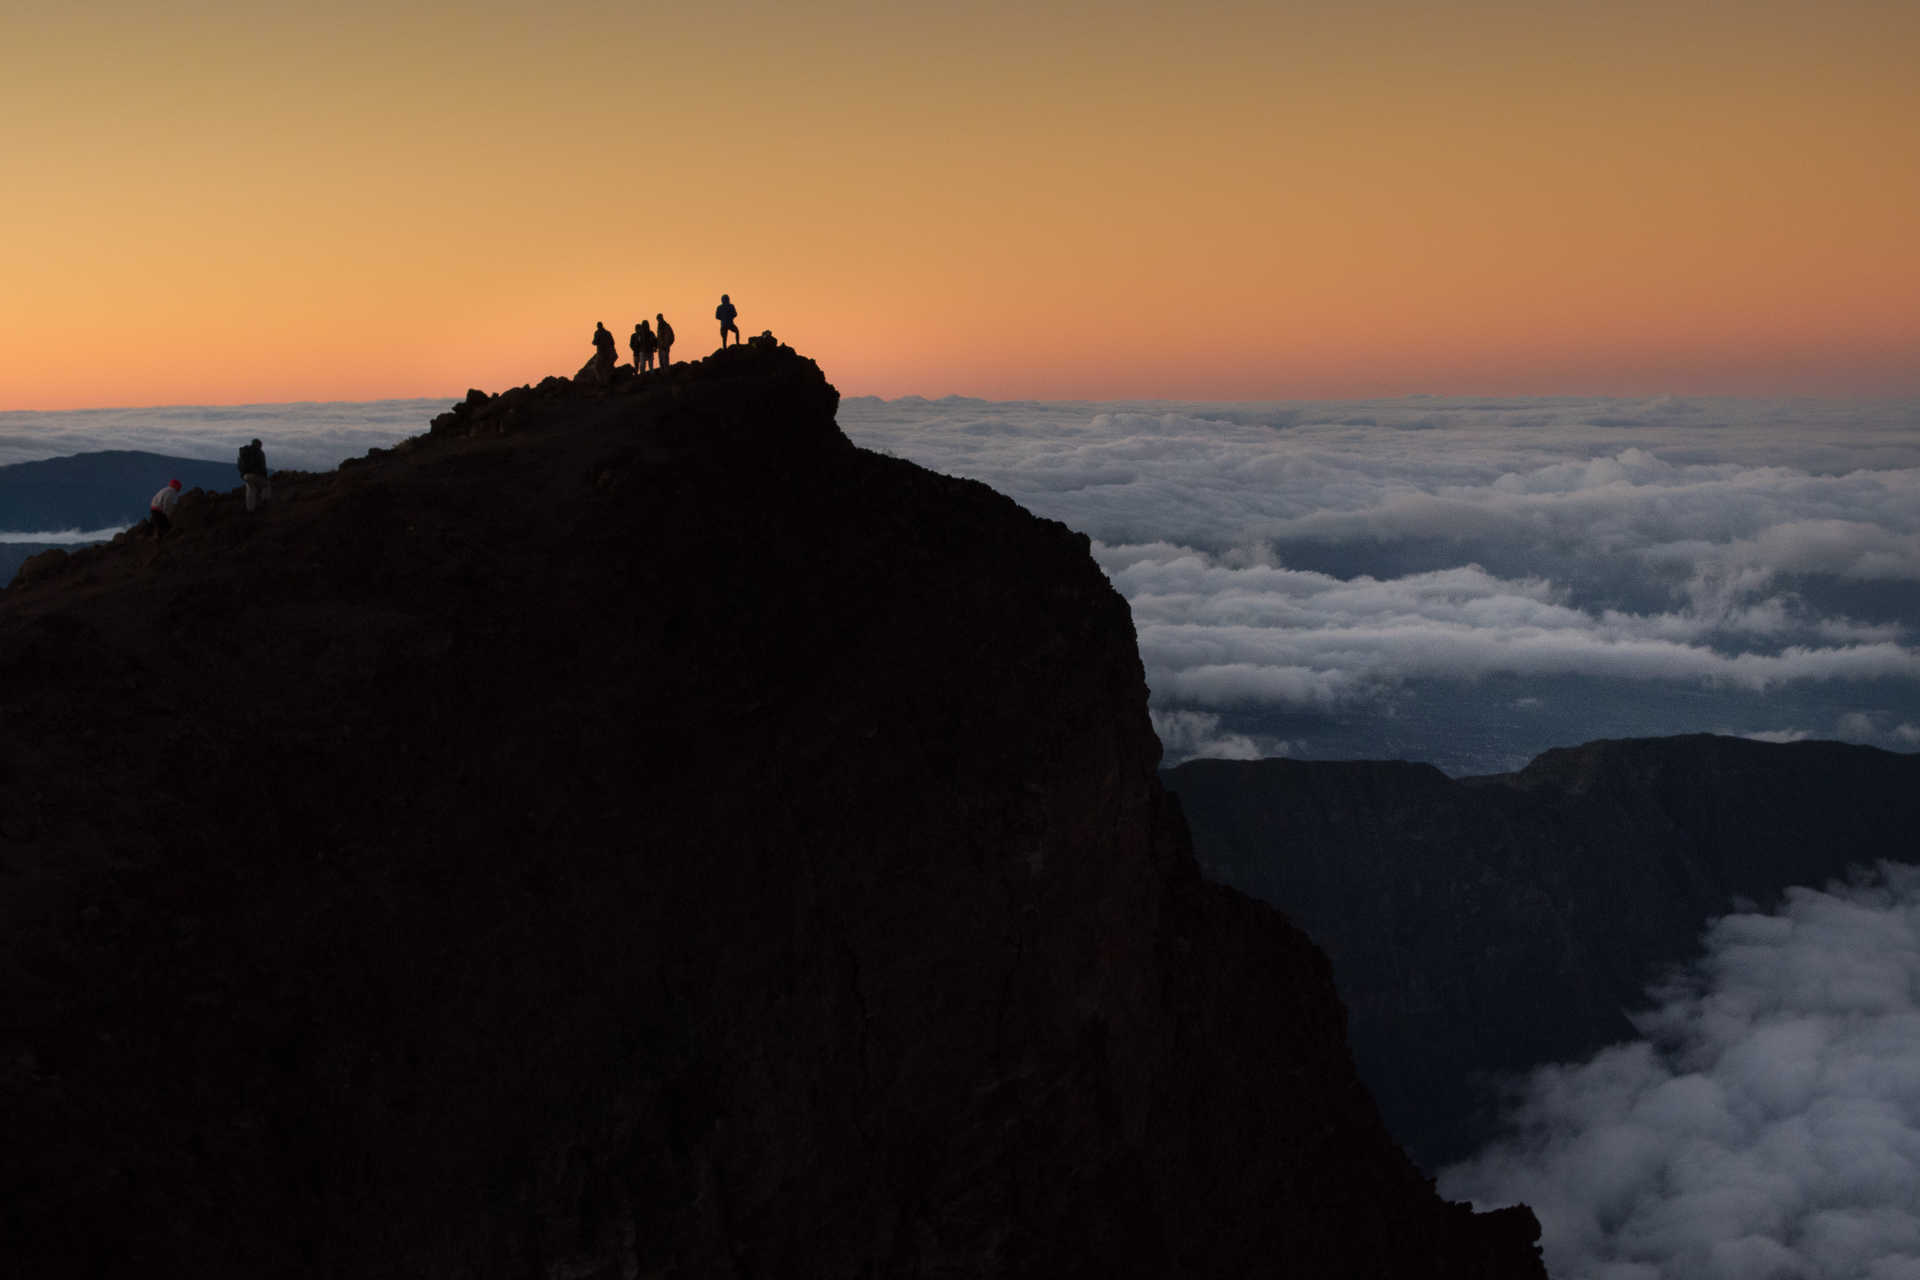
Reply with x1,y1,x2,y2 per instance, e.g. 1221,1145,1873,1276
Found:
842,394,1920,772
1442,862,1920,1280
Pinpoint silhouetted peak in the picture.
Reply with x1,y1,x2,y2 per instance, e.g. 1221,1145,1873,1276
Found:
1,345,1542,1278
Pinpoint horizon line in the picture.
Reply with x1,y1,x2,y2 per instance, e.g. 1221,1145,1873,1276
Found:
11,386,1920,416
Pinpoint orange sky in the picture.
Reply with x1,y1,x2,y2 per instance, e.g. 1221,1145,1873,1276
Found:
3,0,1916,409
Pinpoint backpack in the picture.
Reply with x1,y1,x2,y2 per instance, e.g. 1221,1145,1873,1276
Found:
237,444,261,475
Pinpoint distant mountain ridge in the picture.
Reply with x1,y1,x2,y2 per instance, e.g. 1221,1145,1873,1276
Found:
1167,734,1920,1170
0,450,239,532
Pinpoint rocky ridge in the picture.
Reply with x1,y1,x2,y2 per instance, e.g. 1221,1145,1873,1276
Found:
1,341,1542,1277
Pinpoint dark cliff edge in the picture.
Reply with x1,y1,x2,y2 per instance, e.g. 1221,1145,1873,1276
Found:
1168,736,1920,1170
0,344,1542,1277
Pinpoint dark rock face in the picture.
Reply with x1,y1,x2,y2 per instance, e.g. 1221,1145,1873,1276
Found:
1168,737,1920,1170
1,343,1541,1277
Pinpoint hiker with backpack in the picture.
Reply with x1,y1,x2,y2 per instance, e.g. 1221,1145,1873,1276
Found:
655,314,675,369
632,320,658,373
716,294,739,348
147,479,182,539
237,438,271,512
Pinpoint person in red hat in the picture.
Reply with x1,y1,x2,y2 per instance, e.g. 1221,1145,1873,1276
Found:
147,478,182,539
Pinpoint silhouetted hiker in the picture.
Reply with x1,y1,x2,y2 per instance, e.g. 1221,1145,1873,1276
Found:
591,322,617,385
655,314,674,369
716,294,739,348
147,478,181,539
237,438,270,512
631,321,658,372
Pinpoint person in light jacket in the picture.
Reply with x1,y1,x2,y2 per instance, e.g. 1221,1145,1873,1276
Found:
148,478,182,539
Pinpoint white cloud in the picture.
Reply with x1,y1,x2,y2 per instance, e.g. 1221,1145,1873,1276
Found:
1839,712,1881,740
1148,710,1288,764
1106,545,1920,711
0,527,125,544
1441,863,1920,1280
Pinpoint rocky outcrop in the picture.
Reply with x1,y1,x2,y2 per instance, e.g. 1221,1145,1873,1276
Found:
0,341,1542,1277
1168,737,1920,1170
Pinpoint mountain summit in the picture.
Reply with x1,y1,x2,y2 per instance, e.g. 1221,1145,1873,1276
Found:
0,341,1542,1277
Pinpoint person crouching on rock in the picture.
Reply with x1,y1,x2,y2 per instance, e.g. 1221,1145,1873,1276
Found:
148,478,182,539
716,293,739,348
655,313,674,369
632,319,657,373
591,321,617,385
237,438,271,512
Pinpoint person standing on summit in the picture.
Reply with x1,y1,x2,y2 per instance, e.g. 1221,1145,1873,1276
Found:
655,313,675,370
237,438,270,512
631,320,657,373
591,322,618,385
716,294,739,348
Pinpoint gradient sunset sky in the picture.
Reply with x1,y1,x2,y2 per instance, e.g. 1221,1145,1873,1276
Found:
5,0,1915,408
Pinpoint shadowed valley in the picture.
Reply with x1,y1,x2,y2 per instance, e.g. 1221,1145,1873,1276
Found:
1169,736,1920,1171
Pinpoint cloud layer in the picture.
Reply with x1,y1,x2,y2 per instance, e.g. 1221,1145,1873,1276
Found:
1441,863,1920,1280
0,527,126,545
844,395,1920,768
